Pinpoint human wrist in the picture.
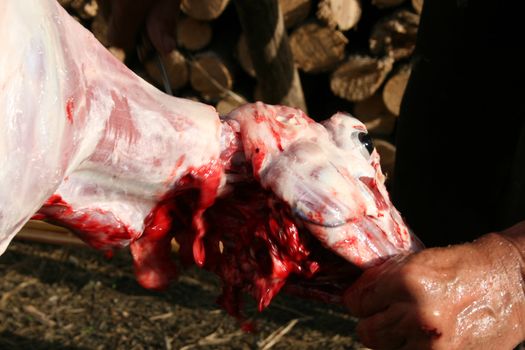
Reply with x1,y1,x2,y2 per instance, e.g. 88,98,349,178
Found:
474,231,525,346
496,221,525,287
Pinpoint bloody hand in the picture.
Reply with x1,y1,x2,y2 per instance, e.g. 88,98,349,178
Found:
344,228,525,350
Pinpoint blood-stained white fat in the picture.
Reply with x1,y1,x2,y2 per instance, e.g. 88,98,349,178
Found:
0,0,422,319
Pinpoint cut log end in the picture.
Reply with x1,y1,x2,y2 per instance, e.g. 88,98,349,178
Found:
331,55,394,102
383,65,411,116
177,17,213,51
145,50,189,91
181,0,231,21
369,9,420,61
290,22,348,73
190,53,234,100
317,0,362,31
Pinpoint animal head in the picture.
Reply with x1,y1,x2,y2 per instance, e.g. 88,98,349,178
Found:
228,103,422,268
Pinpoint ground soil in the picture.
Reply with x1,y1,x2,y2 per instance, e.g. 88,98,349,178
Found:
0,240,366,349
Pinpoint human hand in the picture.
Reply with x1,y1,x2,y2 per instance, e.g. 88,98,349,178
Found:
98,0,180,53
343,231,525,349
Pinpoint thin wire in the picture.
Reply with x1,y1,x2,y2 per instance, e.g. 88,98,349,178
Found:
156,54,173,95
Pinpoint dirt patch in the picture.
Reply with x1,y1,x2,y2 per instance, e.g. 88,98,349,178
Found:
0,241,365,349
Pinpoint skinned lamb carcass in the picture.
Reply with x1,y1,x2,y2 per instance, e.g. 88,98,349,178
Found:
0,0,421,317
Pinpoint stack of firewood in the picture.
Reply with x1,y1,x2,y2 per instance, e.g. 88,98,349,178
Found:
59,0,423,179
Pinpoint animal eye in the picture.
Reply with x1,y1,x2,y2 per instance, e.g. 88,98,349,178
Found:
358,132,374,155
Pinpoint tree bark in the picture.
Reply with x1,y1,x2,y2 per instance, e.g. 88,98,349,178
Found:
234,0,307,111
279,0,312,29
236,34,256,77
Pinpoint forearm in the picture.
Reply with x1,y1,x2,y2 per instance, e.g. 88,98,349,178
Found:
470,222,525,348
494,220,525,289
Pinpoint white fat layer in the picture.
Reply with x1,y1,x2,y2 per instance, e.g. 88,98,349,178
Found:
0,0,221,253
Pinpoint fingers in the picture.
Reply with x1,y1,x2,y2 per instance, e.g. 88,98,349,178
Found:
344,256,407,317
147,0,180,54
356,303,409,349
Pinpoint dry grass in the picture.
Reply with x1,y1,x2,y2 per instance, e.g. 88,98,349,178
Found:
0,241,363,349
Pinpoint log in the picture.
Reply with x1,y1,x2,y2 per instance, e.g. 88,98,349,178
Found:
18,220,181,252
353,93,397,136
216,94,248,115
236,34,256,77
145,50,189,91
371,0,406,9
181,0,231,21
234,0,307,111
317,0,362,31
412,0,423,14
91,13,126,61
235,4,316,78
180,94,202,102
107,47,126,62
279,0,312,29
289,22,348,73
134,67,157,87
369,9,420,61
382,65,411,116
58,0,73,8
189,52,234,99
176,16,213,51
91,12,110,47
16,221,85,247
373,139,396,180
71,0,99,20
330,55,394,102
